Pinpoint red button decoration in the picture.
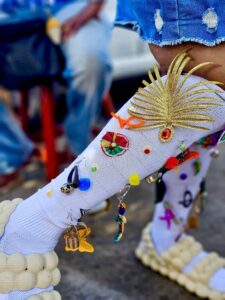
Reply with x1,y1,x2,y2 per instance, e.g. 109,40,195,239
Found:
144,147,151,155
165,157,179,169
101,132,129,157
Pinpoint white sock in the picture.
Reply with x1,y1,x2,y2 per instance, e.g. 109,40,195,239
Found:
151,144,225,292
1,74,225,299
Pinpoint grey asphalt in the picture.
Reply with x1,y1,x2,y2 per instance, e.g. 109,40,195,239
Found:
1,145,225,300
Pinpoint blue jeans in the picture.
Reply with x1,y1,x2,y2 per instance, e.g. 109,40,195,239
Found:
0,1,112,175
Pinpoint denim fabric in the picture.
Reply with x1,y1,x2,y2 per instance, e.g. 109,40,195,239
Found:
0,1,112,174
0,102,34,174
115,0,225,46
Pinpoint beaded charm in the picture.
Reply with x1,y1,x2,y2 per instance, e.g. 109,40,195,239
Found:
64,222,94,253
114,184,130,243
101,132,129,157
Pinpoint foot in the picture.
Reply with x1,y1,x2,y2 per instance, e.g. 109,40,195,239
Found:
136,223,225,300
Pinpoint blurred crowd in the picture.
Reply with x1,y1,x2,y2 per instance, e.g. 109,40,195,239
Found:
0,0,113,188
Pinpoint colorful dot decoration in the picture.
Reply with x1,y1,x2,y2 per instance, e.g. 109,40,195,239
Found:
47,189,53,197
129,174,140,186
144,147,151,155
180,173,188,180
91,164,99,173
101,131,129,157
79,178,91,191
179,142,186,152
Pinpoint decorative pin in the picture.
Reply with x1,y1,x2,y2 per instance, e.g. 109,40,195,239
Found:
101,132,129,157
114,184,130,242
193,159,201,175
127,51,223,142
64,222,94,253
159,202,179,229
179,191,193,208
145,149,199,184
111,112,144,129
61,165,79,194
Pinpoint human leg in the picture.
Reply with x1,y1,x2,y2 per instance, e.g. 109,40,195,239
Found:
59,12,112,154
0,100,33,176
1,55,225,298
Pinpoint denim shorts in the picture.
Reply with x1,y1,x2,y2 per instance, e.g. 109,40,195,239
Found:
115,0,225,46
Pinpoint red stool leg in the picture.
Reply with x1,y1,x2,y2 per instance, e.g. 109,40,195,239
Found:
40,86,59,181
19,90,29,131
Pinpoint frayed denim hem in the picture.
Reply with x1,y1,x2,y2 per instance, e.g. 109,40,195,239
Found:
114,21,225,47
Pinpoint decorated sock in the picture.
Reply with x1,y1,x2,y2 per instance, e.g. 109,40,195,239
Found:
151,144,225,292
1,53,225,298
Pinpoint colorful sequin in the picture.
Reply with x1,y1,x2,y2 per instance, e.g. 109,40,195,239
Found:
101,132,129,157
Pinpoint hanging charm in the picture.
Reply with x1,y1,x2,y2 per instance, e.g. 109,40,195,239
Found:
61,165,80,194
145,149,199,184
114,184,130,243
64,222,94,253
128,51,223,142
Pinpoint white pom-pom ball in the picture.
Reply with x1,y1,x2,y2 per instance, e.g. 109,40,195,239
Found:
41,292,54,300
51,268,61,286
44,252,58,271
37,270,52,288
53,291,61,300
0,271,14,293
7,253,26,273
0,253,7,271
27,254,44,273
16,271,36,291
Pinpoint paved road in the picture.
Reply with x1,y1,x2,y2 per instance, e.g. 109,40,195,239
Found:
1,145,225,300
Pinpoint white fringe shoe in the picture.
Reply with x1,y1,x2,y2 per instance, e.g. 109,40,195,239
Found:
135,223,225,300
0,199,61,299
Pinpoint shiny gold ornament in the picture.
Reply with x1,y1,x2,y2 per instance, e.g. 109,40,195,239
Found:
128,51,223,142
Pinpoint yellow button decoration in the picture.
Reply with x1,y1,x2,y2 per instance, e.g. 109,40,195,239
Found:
129,174,140,186
47,190,53,198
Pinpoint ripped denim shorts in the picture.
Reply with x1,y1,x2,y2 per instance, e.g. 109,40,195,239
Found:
115,0,225,46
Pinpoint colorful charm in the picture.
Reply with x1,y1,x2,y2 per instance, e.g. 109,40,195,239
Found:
179,191,193,208
114,184,131,243
127,51,223,142
61,165,79,194
64,222,94,253
193,159,201,175
101,132,129,157
111,112,145,129
159,202,179,229
178,141,186,152
218,131,225,144
129,173,140,186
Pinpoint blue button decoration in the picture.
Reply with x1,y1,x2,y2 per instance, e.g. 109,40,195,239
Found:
79,178,91,191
